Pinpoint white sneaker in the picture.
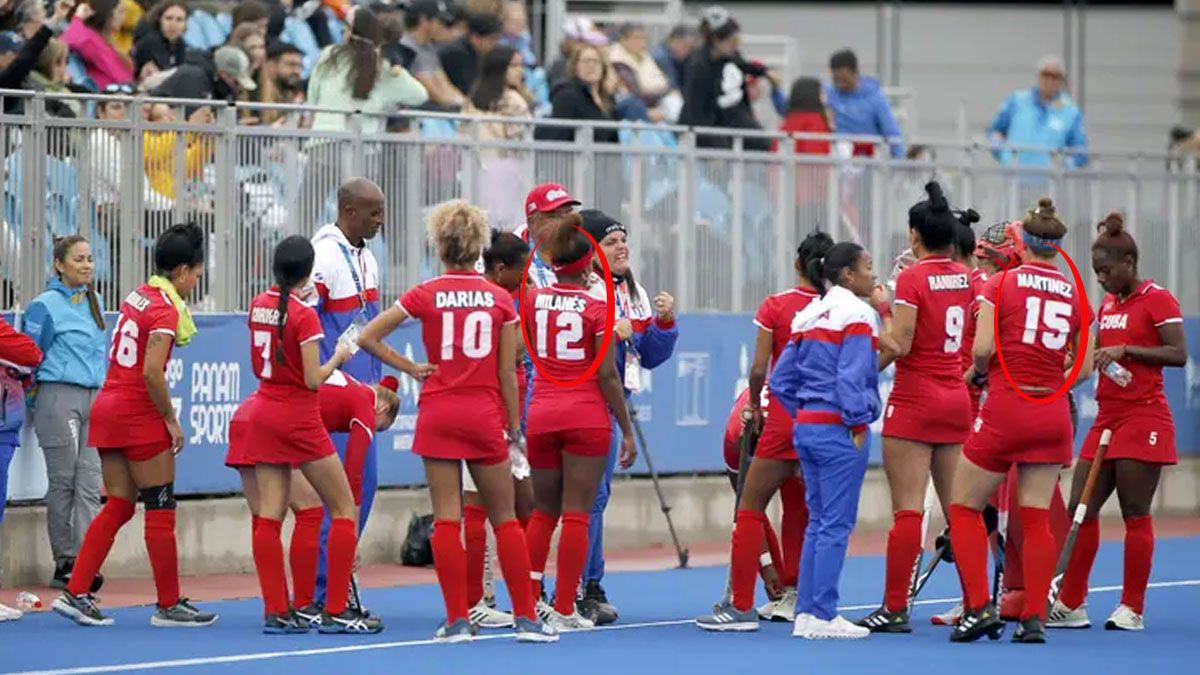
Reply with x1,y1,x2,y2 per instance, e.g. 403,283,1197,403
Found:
770,587,797,622
468,599,514,629
535,599,554,623
757,598,779,620
931,602,963,626
803,615,870,640
0,602,23,622
791,612,815,638
1046,600,1091,629
545,609,595,632
1104,604,1144,631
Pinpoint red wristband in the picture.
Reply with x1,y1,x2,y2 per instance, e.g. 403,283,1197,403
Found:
876,302,892,320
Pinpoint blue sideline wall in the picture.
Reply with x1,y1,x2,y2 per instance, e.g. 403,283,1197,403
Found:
6,314,1200,499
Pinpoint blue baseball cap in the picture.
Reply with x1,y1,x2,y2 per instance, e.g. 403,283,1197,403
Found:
0,32,23,54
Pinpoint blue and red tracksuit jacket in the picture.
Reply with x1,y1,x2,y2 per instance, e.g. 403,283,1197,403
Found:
309,224,382,384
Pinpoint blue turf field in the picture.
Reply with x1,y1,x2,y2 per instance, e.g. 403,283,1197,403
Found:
3,537,1197,675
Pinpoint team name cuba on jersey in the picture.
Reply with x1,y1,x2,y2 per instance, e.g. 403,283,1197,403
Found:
1016,273,1073,297
435,290,496,309
1100,313,1129,330
535,294,588,313
927,273,970,291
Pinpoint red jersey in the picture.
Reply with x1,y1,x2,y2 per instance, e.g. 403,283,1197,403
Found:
89,284,179,447
754,286,820,364
982,261,1082,391
525,283,610,431
248,290,325,408
320,370,376,434
892,257,973,386
1095,280,1181,407
398,271,517,400
960,267,991,372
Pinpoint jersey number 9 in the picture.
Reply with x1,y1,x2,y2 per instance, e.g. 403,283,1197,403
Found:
943,305,965,353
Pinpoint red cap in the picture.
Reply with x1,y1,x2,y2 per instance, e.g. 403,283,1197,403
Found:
379,375,399,392
525,183,580,216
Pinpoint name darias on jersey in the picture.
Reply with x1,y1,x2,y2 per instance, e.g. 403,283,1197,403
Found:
535,293,587,313
927,273,970,292
435,290,496,309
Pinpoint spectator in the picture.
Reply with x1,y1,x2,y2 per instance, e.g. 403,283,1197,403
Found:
987,55,1088,169
678,9,774,151
824,48,904,158
28,37,82,117
62,0,134,90
534,42,616,144
465,43,529,140
465,0,502,16
547,16,606,86
651,23,694,91
143,102,215,202
0,312,43,620
228,22,266,77
252,40,306,126
441,1,467,43
111,0,139,55
497,0,533,67
609,22,678,122
437,10,500,98
130,0,187,77
231,0,269,36
776,76,833,155
400,0,462,107
307,7,427,134
152,44,257,103
18,0,71,39
22,235,107,592
1,0,71,113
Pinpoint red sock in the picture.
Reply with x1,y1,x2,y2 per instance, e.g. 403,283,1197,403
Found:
779,476,807,588
144,509,181,608
463,505,489,607
289,507,324,609
884,510,923,612
1019,507,1054,621
552,513,589,616
325,517,357,615
251,514,262,549
1121,515,1154,614
525,510,558,594
252,517,290,616
1049,481,1070,552
949,504,991,610
1057,518,1099,609
762,520,783,577
67,497,136,597
431,519,469,622
1003,471,1025,590
494,518,536,620
731,510,766,612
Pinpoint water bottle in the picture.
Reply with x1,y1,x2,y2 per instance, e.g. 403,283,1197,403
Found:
1102,360,1133,388
16,591,41,611
337,314,366,356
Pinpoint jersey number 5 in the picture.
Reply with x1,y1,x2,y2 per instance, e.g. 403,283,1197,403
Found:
535,309,585,361
1021,298,1072,350
109,316,139,368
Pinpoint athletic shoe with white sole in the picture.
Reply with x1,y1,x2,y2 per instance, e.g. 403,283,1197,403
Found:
804,615,870,640
434,618,476,643
514,616,559,643
756,598,779,620
52,592,113,626
695,600,759,632
469,599,514,628
949,604,1005,642
319,608,384,634
931,602,964,626
791,612,815,638
151,598,218,627
856,606,912,633
0,602,23,621
263,612,309,634
1046,600,1091,629
535,598,554,623
546,609,595,632
770,587,797,622
1104,604,1144,631
294,603,324,628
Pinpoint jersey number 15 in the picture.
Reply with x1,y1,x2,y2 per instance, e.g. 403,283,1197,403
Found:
1021,298,1072,349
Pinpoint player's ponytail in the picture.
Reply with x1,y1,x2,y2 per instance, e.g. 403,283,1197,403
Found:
1091,211,1138,264
482,229,530,272
796,230,834,290
271,235,317,365
821,242,866,295
427,200,490,267
546,212,592,275
907,181,957,252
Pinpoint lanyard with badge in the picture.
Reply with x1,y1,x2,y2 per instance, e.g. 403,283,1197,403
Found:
614,280,643,392
336,243,370,356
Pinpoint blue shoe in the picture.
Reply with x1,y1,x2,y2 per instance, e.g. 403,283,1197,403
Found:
513,616,559,643
434,618,476,643
695,600,759,632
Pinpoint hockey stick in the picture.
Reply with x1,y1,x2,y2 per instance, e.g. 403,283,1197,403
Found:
719,410,760,605
630,403,689,568
905,481,937,613
1048,428,1111,605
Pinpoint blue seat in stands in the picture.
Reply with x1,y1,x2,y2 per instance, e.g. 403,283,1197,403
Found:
183,12,210,49
326,10,345,44
65,53,96,92
3,154,82,276
190,10,226,49
215,12,232,36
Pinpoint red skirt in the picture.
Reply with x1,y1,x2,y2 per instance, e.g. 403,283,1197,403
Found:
963,384,1073,474
757,397,799,462
244,396,335,465
413,390,507,463
1081,401,1176,465
224,396,257,468
883,378,971,445
88,389,169,449
527,428,612,470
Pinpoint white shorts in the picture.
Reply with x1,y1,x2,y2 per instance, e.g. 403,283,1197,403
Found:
461,445,530,493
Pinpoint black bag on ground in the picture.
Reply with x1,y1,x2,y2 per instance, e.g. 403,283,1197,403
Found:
401,513,435,567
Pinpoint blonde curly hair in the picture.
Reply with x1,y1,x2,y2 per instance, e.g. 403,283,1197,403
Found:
426,199,490,266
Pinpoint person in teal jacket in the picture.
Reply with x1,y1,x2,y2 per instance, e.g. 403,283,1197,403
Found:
988,56,1088,169
22,235,108,591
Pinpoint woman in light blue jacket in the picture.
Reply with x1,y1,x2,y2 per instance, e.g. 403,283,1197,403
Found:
22,235,108,591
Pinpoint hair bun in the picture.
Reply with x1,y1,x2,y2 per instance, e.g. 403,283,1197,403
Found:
956,208,981,226
1036,197,1056,215
1099,211,1125,236
379,375,399,393
924,181,948,213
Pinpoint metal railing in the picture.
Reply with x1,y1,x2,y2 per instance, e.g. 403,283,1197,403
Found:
1,89,1197,316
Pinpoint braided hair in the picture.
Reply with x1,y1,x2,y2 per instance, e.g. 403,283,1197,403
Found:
271,236,316,364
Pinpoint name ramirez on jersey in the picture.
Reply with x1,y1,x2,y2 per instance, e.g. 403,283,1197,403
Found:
927,273,970,292
435,290,496,309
